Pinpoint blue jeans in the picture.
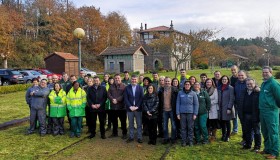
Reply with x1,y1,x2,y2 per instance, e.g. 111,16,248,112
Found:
163,111,176,140
127,111,142,140
232,106,238,133
180,113,194,143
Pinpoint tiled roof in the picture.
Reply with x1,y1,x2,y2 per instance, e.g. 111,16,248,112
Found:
99,46,148,56
143,26,171,32
44,52,78,60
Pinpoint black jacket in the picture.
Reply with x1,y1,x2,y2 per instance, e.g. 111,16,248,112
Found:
143,93,159,119
87,85,107,112
242,89,260,122
158,86,178,113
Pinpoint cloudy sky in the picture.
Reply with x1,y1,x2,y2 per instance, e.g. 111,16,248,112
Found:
72,0,280,39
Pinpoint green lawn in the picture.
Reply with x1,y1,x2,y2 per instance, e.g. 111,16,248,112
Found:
0,91,29,124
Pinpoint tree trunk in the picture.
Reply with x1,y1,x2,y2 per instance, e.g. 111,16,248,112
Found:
174,62,180,78
3,58,7,68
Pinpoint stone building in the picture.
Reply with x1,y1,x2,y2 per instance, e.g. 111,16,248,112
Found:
138,21,191,71
99,46,148,74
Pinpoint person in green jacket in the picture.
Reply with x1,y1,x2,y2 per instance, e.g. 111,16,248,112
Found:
258,66,280,159
67,81,87,138
193,82,211,144
49,83,67,136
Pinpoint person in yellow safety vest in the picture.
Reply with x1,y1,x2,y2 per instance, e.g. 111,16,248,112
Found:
67,81,87,138
49,83,67,136
177,69,191,90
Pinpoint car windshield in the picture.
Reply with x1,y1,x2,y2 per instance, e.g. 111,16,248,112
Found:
43,70,52,74
11,71,21,75
31,71,41,75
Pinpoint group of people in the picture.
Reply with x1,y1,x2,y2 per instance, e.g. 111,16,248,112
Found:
25,66,280,159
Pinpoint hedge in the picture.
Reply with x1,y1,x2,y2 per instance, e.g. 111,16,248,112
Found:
0,84,31,94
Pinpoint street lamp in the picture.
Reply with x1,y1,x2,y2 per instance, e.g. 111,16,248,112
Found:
73,28,85,74
264,48,270,66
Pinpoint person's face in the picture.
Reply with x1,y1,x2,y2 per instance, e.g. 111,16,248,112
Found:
246,80,255,90
87,79,94,86
172,79,179,87
180,70,186,77
159,78,165,85
238,72,246,82
184,82,191,90
52,75,58,83
124,73,129,79
231,67,238,76
131,77,138,85
214,72,221,80
200,76,207,82
193,83,201,91
109,79,114,85
70,76,76,83
93,78,100,86
80,72,85,78
262,69,272,80
143,79,149,86
114,76,121,84
63,74,68,81
164,78,171,87
190,77,196,84
148,86,154,94
40,80,47,88
222,77,228,85
84,76,89,83
48,76,53,83
104,75,109,81
153,74,159,80
54,83,60,91
139,76,144,82
33,80,39,86
205,80,213,88
73,83,79,90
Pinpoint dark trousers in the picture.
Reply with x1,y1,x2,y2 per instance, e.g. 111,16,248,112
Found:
243,114,261,148
142,113,149,135
46,101,53,134
29,107,47,134
85,106,91,131
180,113,194,143
52,117,64,135
111,110,127,136
66,108,71,128
105,110,112,128
147,118,158,142
89,112,106,136
157,110,163,136
175,115,181,138
221,120,231,138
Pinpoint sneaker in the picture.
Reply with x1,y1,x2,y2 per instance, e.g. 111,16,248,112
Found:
126,138,134,143
137,139,143,143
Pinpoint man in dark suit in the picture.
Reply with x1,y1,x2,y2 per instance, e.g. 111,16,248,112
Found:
124,75,144,143
212,70,222,88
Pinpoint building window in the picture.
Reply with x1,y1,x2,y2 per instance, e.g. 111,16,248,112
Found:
109,62,114,70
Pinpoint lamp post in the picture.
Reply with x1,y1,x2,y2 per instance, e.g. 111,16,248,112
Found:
264,49,270,66
73,28,85,74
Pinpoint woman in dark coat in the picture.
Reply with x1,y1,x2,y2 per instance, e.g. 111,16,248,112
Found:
218,75,235,142
143,84,159,145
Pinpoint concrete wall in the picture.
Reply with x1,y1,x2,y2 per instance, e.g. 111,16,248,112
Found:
104,55,132,73
133,50,145,73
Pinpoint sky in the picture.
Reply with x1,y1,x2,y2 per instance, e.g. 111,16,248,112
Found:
72,0,280,39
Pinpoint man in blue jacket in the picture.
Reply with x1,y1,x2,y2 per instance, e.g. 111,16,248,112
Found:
26,79,50,136
124,75,144,143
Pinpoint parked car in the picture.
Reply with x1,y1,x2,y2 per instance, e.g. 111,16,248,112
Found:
19,70,47,83
0,69,25,85
81,68,96,77
33,69,62,80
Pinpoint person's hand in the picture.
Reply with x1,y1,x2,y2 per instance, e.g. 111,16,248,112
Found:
113,99,118,104
91,104,96,109
96,104,100,109
130,106,135,111
30,91,35,96
147,111,152,116
177,115,180,120
227,109,231,114
193,115,197,120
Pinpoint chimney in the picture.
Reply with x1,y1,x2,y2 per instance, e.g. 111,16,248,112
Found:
145,23,147,30
170,20,174,30
140,23,143,31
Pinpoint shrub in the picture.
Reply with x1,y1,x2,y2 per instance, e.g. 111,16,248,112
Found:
275,71,280,79
272,66,280,71
0,84,31,94
197,63,209,69
131,71,140,75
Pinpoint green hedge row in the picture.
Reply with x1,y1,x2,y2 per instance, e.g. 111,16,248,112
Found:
0,84,31,94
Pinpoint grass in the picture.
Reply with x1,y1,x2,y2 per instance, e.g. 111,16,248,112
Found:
0,91,29,124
